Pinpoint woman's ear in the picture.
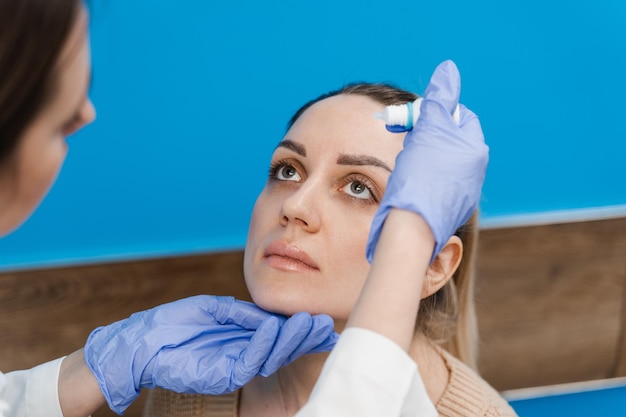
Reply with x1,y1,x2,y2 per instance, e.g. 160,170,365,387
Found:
422,235,463,299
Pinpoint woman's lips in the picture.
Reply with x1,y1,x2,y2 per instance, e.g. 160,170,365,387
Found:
263,241,319,272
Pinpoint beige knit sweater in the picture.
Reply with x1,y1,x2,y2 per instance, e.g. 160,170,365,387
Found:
143,349,518,417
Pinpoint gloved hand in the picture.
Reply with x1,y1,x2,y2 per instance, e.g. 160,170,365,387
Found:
84,295,337,414
366,60,488,262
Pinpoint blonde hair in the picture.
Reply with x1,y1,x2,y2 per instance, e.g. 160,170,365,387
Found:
417,212,479,370
288,83,480,370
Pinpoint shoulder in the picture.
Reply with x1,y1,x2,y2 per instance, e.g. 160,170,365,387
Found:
435,349,519,417
143,388,239,417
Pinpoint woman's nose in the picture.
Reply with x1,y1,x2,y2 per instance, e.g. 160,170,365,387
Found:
64,99,96,137
80,98,96,126
279,182,321,233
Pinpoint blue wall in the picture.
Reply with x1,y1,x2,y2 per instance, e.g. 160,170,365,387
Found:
508,383,626,417
2,0,625,269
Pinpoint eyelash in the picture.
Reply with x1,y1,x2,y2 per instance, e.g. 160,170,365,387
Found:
342,174,379,204
268,160,380,204
268,160,300,181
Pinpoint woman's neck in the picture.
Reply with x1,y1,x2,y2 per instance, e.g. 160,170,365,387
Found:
240,325,449,416
239,351,330,417
240,320,348,417
277,351,332,414
278,332,449,414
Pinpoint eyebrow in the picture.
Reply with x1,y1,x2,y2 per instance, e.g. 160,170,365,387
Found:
276,139,306,156
276,139,392,172
337,154,392,172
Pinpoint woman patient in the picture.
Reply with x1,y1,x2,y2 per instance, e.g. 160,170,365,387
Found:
144,65,517,416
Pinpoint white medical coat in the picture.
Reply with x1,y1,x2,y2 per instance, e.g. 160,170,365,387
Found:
0,329,437,417
296,327,438,417
0,358,64,417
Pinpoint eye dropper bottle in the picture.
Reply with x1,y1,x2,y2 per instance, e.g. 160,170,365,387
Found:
374,97,460,132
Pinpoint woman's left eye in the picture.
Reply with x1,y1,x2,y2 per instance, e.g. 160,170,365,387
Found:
342,180,373,200
269,162,302,182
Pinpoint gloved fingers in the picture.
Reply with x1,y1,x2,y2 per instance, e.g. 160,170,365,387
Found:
416,60,461,129
285,314,337,358
457,106,488,156
200,295,236,324
423,60,461,114
457,103,477,126
147,325,258,395
258,312,314,377
304,329,339,354
280,318,332,366
228,300,286,330
204,295,278,329
231,315,281,389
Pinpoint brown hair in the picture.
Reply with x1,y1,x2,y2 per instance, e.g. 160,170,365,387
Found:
0,0,82,165
288,83,479,370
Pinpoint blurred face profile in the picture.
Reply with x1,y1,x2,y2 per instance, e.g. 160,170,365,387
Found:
244,94,404,323
0,7,95,237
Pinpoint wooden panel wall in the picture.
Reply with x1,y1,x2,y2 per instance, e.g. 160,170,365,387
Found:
1,217,626,417
0,253,251,417
475,218,626,389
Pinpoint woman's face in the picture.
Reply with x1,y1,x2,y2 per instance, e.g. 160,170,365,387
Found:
0,8,95,237
244,94,404,321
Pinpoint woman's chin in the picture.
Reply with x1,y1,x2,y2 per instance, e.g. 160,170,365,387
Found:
251,294,350,323
253,297,306,317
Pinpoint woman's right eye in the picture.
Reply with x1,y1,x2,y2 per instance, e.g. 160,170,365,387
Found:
269,162,302,182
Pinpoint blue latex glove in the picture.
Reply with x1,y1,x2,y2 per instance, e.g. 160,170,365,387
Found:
84,295,337,414
366,60,488,262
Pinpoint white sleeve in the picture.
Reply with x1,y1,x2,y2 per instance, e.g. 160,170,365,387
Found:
295,328,438,417
0,358,65,417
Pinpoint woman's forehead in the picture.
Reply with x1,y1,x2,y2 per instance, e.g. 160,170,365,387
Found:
285,94,402,157
298,94,381,123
